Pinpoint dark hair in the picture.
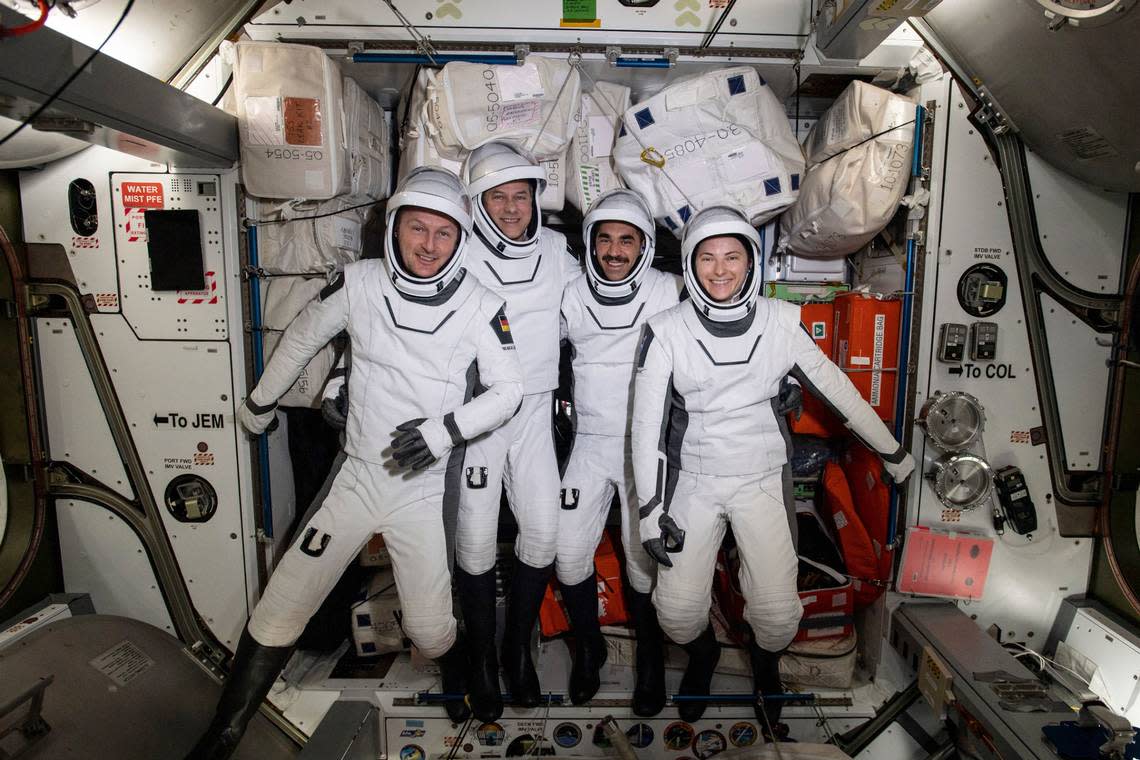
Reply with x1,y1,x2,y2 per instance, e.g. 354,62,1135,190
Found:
361,200,387,260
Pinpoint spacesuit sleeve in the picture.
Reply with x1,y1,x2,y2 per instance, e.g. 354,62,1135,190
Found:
249,276,350,409
786,322,909,465
630,320,674,527
447,302,524,441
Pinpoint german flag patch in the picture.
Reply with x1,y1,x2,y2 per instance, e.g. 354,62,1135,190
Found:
491,305,515,347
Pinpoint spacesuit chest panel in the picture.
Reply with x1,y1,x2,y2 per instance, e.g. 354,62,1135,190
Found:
668,300,791,476
341,262,481,463
568,271,681,437
467,230,570,394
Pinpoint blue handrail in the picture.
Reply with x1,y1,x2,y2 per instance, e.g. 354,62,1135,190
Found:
352,52,519,65
887,104,926,551
247,224,273,539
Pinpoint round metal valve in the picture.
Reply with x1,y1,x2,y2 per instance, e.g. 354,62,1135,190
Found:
919,391,986,451
930,452,994,511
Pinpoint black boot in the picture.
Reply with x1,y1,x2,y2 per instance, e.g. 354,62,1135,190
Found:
627,589,666,716
185,628,292,760
677,624,720,723
560,577,607,704
456,566,503,722
436,636,472,723
750,643,787,739
501,561,552,707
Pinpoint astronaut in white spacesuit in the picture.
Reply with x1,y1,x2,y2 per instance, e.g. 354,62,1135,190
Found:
187,168,523,759
631,206,915,728
455,142,581,719
556,189,681,713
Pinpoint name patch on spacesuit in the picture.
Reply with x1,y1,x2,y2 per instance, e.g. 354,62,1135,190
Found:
490,306,515,348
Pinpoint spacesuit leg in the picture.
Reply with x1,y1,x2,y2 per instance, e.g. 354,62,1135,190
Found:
730,469,801,735
650,470,726,646
729,469,803,653
618,447,665,715
555,435,617,704
248,456,381,648
455,416,513,576
500,393,560,706
506,392,560,569
381,494,466,721
651,470,726,722
189,457,376,759
554,435,614,588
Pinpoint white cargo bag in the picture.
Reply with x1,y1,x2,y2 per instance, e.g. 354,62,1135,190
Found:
779,630,857,689
342,75,391,199
262,276,341,408
229,41,349,200
781,81,915,258
613,66,804,236
255,198,367,275
566,81,629,212
539,151,567,212
423,56,580,158
350,567,408,656
397,69,466,182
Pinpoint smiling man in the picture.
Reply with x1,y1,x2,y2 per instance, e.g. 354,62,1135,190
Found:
631,205,915,733
186,168,523,759
556,189,681,713
456,142,582,719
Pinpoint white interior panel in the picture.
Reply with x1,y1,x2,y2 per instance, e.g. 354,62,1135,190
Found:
35,317,134,500
55,498,174,635
1039,292,1111,471
1026,150,1127,295
91,312,250,648
908,81,1092,644
20,147,161,313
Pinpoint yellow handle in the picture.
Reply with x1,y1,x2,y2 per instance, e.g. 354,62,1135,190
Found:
640,147,665,168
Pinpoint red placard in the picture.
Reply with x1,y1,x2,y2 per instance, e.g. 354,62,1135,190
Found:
120,182,164,209
897,526,994,600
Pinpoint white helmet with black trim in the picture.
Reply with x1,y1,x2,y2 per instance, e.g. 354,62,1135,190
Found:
680,205,762,323
462,142,546,258
583,189,656,299
384,166,472,299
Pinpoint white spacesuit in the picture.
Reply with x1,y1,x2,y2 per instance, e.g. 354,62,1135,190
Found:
187,168,522,759
631,206,914,727
556,189,680,712
454,142,581,719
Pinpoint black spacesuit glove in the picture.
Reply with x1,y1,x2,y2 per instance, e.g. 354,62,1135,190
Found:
321,382,349,430
642,514,686,568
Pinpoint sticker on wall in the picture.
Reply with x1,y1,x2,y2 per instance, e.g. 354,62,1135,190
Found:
176,270,219,305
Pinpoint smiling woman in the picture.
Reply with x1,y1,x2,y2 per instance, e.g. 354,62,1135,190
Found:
694,235,750,304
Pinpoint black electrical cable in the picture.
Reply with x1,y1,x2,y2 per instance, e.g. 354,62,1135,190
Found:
210,72,233,108
0,0,137,149
815,119,917,165
249,199,379,227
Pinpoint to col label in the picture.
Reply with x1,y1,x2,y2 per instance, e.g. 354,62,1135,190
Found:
120,182,164,209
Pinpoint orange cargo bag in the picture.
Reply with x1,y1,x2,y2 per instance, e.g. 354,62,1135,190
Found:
833,293,901,424
539,531,628,636
822,461,884,609
841,442,894,585
790,302,844,437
